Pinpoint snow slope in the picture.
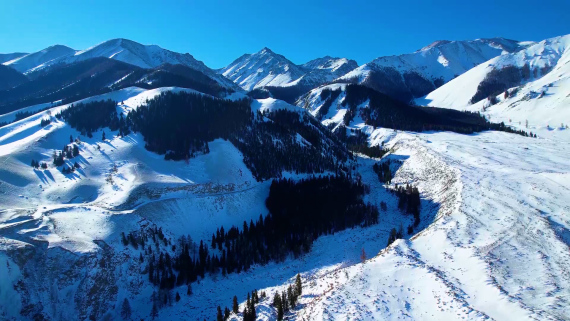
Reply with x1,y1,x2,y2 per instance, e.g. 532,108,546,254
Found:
3,45,76,73
0,52,27,64
339,38,529,102
220,48,307,91
418,34,570,132
240,131,570,321
220,48,357,91
294,56,358,87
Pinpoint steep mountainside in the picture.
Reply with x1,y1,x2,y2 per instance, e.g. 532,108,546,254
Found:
0,65,28,91
220,48,357,92
3,39,240,92
417,34,570,129
0,58,141,114
338,38,530,102
64,38,237,88
0,57,239,115
3,45,76,73
296,83,520,137
220,48,307,91
0,52,28,64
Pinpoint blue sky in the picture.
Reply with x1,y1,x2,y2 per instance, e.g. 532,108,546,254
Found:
0,0,568,68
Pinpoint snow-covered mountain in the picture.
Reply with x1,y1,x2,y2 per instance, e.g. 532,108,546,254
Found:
0,52,28,64
220,48,306,91
3,45,76,73
220,48,357,91
418,34,570,130
295,56,358,87
338,38,530,102
2,39,240,91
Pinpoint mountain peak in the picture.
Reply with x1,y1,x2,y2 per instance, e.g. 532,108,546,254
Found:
418,40,452,51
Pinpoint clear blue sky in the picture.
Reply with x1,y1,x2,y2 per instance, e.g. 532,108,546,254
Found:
0,0,568,68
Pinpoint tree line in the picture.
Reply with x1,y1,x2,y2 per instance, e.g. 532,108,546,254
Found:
121,175,375,318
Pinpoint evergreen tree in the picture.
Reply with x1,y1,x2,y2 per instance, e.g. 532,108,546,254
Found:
187,284,193,296
295,273,302,296
387,228,398,246
276,294,284,321
281,291,289,312
287,285,295,309
120,298,132,320
102,131,106,141
223,307,230,320
232,295,238,314
216,306,223,321
175,292,180,302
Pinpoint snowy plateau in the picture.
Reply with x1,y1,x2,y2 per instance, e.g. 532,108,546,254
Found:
0,34,569,321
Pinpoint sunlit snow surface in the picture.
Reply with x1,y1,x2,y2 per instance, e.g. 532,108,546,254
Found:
0,87,569,320
418,34,570,133
279,131,570,321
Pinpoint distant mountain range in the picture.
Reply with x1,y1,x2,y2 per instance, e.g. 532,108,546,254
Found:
2,34,568,125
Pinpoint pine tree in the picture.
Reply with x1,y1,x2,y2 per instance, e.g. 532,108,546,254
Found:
276,294,284,321
102,131,106,141
287,285,295,308
282,291,288,312
216,306,223,321
120,298,132,320
360,248,367,262
295,273,302,296
250,302,257,321
232,295,238,313
387,228,397,246
175,292,180,302
223,307,230,320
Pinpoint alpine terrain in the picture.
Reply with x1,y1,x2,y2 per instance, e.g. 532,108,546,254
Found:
0,33,569,321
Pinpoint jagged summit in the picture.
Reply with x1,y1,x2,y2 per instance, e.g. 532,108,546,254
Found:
220,48,357,91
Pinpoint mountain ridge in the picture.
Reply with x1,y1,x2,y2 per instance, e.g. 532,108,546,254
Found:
337,37,531,102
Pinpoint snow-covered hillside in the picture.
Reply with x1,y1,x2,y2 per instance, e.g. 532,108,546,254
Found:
339,38,529,102
220,48,357,91
3,45,76,73
0,52,27,64
0,86,353,320
418,34,570,132
233,130,570,321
